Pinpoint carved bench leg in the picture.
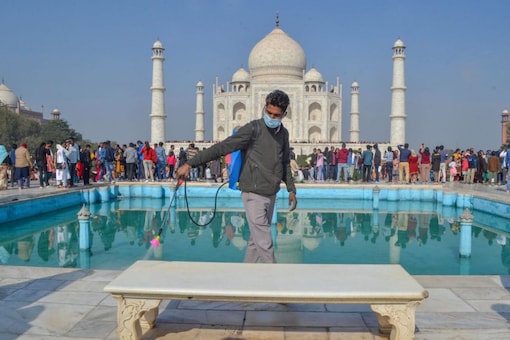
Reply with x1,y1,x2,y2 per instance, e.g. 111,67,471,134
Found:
371,302,420,340
112,294,162,340
140,304,160,329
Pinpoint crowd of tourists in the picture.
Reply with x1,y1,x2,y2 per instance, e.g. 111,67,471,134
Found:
0,140,216,190
291,143,510,193
297,143,510,187
1,139,510,191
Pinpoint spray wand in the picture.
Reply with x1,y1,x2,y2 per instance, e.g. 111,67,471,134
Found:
150,178,184,248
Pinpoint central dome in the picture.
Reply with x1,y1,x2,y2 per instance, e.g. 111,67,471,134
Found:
248,27,306,81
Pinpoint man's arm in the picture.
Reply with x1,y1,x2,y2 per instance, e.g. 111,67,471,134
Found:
176,122,255,178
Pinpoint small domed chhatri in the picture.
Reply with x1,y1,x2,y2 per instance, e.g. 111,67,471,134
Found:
231,67,250,83
152,40,164,49
304,68,324,83
393,38,405,48
51,108,61,120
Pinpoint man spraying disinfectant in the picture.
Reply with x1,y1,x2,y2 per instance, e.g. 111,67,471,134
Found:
176,90,297,263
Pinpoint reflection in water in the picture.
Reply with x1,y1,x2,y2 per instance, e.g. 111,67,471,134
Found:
37,229,55,262
17,235,34,262
1,198,510,275
56,224,78,267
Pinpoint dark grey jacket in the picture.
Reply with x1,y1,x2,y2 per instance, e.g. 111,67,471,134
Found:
187,119,296,196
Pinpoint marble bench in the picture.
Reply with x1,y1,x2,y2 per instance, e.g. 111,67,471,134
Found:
104,260,428,340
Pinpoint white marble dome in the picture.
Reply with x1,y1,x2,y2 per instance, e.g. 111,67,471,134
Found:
302,234,321,251
0,83,19,108
248,27,306,80
304,67,323,83
152,40,164,49
393,38,405,48
18,98,30,110
231,67,250,83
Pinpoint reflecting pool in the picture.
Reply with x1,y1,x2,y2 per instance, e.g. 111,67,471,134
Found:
1,195,509,275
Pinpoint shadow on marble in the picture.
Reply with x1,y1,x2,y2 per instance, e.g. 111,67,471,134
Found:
492,276,510,328
0,270,103,338
500,276,510,288
148,300,384,339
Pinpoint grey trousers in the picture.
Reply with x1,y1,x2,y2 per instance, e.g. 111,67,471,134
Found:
242,192,277,263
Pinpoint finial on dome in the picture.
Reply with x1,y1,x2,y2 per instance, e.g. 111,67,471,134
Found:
275,12,279,27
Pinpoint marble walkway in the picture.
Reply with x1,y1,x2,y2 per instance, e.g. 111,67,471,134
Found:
1,265,510,339
1,182,510,339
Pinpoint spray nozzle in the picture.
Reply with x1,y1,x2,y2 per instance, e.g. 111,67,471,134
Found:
150,228,163,247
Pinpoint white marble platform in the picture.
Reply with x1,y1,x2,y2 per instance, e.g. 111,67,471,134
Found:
1,181,510,338
1,265,510,339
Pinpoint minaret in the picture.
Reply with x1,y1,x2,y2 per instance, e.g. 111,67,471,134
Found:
349,81,360,142
150,40,166,144
195,81,205,141
502,109,509,145
389,38,407,145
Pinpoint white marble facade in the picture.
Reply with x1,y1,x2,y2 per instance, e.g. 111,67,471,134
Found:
152,22,407,147
212,24,342,143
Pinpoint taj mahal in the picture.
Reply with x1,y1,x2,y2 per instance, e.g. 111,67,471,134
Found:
211,21,342,143
149,18,409,151
3,19,510,149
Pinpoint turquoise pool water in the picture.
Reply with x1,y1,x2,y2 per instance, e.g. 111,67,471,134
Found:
1,192,509,275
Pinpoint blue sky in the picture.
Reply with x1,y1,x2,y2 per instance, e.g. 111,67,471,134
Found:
2,0,509,151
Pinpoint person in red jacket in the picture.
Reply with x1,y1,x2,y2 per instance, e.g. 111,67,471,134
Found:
166,150,177,180
419,144,432,183
409,150,419,184
141,141,156,182
336,143,349,182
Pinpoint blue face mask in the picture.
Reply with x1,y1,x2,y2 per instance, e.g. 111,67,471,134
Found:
263,113,282,129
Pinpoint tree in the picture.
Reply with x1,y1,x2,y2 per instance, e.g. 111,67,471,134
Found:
38,119,82,144
0,106,40,146
0,106,85,151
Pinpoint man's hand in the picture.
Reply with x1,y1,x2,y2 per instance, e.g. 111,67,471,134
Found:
288,191,297,212
175,163,191,179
